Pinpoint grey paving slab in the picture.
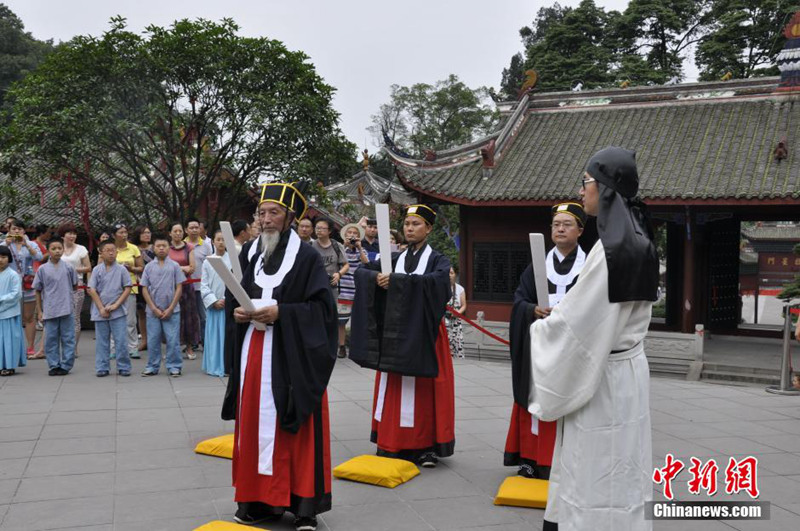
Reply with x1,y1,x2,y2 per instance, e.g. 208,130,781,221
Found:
0,459,28,481
46,410,116,425
0,413,48,428
13,472,114,503
113,517,217,531
410,495,525,529
116,431,191,453
23,453,115,478
0,479,18,505
0,441,35,460
321,500,433,531
114,447,199,471
114,466,205,494
32,436,115,457
112,489,218,524
0,495,113,530
39,421,115,440
0,426,41,443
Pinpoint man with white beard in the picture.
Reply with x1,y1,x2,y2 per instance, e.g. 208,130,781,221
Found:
221,181,338,531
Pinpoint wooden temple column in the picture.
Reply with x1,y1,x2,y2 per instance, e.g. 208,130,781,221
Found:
681,208,697,333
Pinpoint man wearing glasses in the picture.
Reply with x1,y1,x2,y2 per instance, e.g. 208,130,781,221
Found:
504,202,587,494
527,148,658,531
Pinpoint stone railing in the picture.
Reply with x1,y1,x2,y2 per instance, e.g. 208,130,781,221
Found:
460,315,705,380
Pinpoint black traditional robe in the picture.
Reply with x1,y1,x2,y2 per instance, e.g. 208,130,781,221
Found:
221,229,338,517
349,243,456,460
505,246,583,477
349,244,451,377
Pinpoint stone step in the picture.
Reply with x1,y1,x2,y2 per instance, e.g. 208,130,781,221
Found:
701,370,780,385
702,363,782,376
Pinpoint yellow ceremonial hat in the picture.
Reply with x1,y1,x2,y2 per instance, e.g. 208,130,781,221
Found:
259,181,309,220
405,204,436,226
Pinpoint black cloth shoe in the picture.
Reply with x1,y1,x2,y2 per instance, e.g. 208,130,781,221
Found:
295,516,318,531
233,503,283,526
337,345,347,359
518,464,536,479
418,452,438,468
48,368,59,376
96,370,110,377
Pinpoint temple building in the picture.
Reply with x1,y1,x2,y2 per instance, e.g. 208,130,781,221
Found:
382,12,800,352
325,150,415,220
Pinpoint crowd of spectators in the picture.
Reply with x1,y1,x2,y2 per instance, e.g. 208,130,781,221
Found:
0,211,468,377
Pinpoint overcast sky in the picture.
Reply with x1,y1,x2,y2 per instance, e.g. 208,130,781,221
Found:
12,0,661,151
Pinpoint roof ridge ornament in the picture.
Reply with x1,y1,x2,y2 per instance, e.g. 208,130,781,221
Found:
775,11,800,93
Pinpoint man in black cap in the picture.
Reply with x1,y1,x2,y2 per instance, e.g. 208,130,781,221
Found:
360,217,380,260
504,202,588,487
222,181,338,531
527,147,659,531
350,204,455,468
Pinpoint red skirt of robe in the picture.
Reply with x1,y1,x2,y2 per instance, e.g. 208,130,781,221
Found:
504,402,557,474
232,329,332,517
370,321,455,459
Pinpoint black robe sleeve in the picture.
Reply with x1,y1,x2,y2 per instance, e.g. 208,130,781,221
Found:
510,264,538,408
349,260,385,372
221,241,338,432
272,249,338,433
350,251,451,378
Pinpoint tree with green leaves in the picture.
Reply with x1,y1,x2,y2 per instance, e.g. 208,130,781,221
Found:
617,0,710,83
369,74,497,157
509,0,620,92
0,4,52,109
695,0,795,81
779,242,800,301
2,17,355,229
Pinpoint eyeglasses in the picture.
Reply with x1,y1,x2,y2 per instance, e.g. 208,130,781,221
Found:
581,177,596,189
551,222,577,230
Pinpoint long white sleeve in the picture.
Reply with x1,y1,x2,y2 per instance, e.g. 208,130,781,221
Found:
528,241,648,421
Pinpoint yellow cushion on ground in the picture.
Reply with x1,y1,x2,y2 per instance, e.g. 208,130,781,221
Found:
333,454,420,488
193,520,262,531
494,476,549,509
194,433,234,459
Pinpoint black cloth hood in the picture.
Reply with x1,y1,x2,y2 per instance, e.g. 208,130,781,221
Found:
588,147,659,303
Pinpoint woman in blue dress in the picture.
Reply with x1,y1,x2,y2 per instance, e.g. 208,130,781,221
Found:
0,246,26,376
200,230,229,377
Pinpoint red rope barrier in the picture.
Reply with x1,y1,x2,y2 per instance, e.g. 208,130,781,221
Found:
446,305,510,346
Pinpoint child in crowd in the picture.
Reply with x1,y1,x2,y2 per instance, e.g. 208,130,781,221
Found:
140,233,185,377
199,230,229,377
0,246,25,376
87,240,133,377
32,237,78,376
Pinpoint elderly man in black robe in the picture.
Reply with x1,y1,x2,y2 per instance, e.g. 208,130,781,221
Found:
221,181,337,531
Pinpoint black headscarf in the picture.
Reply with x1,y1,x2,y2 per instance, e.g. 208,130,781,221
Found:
586,147,659,303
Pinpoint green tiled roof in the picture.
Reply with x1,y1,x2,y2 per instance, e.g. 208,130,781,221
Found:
396,83,800,204
742,225,800,241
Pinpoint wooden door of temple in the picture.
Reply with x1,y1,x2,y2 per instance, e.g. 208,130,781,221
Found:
705,217,741,330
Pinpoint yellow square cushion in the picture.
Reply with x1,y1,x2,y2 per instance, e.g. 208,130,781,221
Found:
194,520,261,530
494,476,549,508
194,433,234,459
333,455,420,488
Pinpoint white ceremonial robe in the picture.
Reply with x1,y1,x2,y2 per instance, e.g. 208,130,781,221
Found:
528,240,653,531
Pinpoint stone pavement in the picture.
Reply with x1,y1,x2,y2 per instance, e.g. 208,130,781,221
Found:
1,333,800,530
